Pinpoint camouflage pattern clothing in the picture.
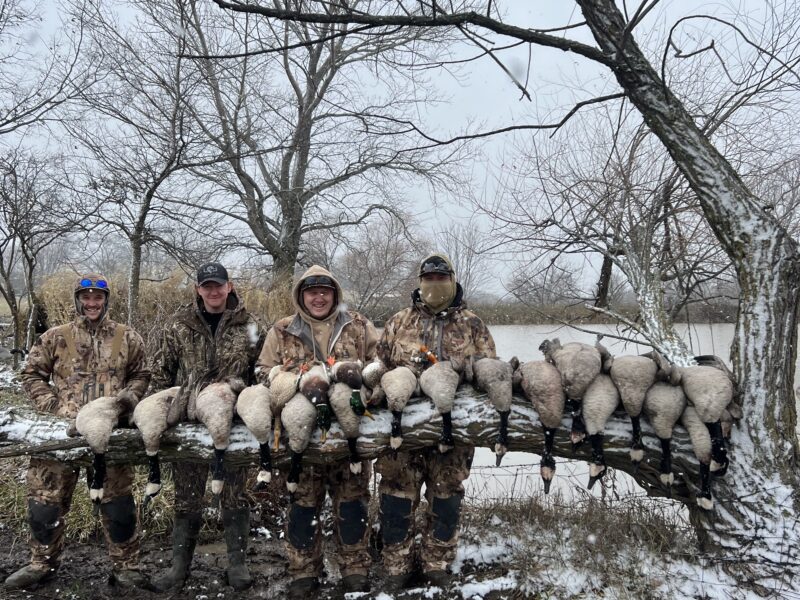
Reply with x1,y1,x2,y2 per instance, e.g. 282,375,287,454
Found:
284,463,373,580
376,280,495,576
20,314,150,570
257,265,379,581
151,291,264,511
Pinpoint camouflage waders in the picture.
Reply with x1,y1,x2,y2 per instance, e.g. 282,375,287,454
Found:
285,461,372,580
375,445,473,575
26,457,140,571
173,462,249,513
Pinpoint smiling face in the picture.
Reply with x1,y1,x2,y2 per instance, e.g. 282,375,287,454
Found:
302,286,335,319
196,281,233,314
77,289,108,322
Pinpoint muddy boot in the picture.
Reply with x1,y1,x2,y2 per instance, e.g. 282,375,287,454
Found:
110,568,150,590
153,511,201,592
222,508,252,591
425,569,451,587
4,564,55,589
342,573,369,593
288,576,319,599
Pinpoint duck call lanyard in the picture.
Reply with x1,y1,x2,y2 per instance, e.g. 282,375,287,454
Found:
417,317,442,365
59,323,125,403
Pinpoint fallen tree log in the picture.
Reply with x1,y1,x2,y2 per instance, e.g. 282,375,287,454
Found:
0,386,717,507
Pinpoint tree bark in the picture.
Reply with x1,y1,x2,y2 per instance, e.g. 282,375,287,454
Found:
576,0,800,586
1,388,722,508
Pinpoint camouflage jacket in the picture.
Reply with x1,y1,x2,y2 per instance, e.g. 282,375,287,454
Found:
21,316,150,419
150,291,265,391
378,284,496,376
258,310,378,376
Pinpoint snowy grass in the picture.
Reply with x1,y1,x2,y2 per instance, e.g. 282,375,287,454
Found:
455,488,758,599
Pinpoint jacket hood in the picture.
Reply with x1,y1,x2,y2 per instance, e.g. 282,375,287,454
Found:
292,265,344,323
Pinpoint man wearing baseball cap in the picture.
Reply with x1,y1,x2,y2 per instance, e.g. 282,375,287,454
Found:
150,262,265,592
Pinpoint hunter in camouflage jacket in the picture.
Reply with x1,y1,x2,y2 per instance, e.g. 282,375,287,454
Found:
14,276,150,582
151,291,263,392
150,290,264,513
375,253,496,586
22,315,149,418
257,265,378,590
377,285,496,374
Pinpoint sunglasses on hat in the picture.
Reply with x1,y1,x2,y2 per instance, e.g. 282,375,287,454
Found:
79,278,108,289
301,275,334,290
419,259,452,276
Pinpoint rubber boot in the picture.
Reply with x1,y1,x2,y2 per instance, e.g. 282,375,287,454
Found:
222,508,252,591
152,512,201,592
110,568,150,590
4,564,55,589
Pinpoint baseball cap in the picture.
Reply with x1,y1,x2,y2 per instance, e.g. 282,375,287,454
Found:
197,262,229,285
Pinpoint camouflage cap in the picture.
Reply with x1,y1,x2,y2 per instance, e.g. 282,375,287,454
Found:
74,273,110,295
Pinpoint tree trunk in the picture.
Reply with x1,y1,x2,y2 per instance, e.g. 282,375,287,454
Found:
127,233,143,326
594,254,613,308
0,388,727,508
578,0,800,586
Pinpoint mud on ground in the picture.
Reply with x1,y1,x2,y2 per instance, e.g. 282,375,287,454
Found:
0,518,516,600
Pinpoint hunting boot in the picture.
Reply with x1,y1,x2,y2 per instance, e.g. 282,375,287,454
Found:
4,564,56,589
152,511,201,592
109,568,150,590
222,508,252,591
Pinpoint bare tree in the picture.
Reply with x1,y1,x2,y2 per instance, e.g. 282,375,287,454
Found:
61,1,215,323
147,0,471,300
211,0,800,586
0,150,76,359
0,1,93,137
332,211,423,319
433,220,491,299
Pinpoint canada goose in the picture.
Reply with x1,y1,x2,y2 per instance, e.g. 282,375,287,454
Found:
473,357,518,465
131,386,181,508
581,374,620,489
539,338,602,449
680,405,715,510
235,383,273,490
281,392,317,493
643,381,687,491
607,354,659,469
267,362,301,451
419,360,461,453
380,366,419,449
75,393,135,510
194,378,245,498
516,360,565,493
670,364,733,476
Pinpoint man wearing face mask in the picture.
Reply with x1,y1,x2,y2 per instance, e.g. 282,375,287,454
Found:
375,253,496,591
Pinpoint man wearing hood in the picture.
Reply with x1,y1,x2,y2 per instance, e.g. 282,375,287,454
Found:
6,274,150,591
258,265,379,598
376,253,496,590
150,263,265,592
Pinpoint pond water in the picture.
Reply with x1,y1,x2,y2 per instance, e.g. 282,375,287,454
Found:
467,322,739,503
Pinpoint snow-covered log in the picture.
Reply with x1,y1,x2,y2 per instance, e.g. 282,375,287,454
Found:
1,387,715,507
